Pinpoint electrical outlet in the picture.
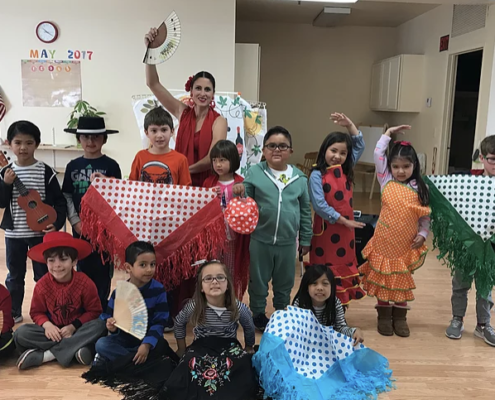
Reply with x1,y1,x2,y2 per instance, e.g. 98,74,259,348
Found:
426,98,432,108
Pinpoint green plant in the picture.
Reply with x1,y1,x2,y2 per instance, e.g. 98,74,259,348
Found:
67,100,106,129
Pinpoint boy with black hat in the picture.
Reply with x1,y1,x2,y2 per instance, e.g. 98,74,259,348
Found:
14,232,106,370
62,116,122,309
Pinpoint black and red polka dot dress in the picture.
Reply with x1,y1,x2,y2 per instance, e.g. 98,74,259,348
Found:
310,165,365,305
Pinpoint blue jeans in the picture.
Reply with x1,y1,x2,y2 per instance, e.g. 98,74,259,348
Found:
5,236,47,317
95,331,141,362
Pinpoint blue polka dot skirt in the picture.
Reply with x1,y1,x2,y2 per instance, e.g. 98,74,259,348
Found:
252,307,395,399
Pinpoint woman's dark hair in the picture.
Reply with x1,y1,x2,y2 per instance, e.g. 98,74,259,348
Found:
292,264,337,327
43,246,78,262
388,142,429,206
210,140,240,174
7,120,41,145
125,241,155,265
192,71,216,91
313,132,354,183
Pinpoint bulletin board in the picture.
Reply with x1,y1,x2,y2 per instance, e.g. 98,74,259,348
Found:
21,60,82,107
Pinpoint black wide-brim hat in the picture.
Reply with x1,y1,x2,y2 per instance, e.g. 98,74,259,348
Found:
64,116,119,134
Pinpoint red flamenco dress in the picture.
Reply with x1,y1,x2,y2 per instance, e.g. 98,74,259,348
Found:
175,106,220,187
171,106,221,316
310,165,366,305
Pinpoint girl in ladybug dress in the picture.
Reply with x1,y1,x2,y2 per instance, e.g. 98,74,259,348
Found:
309,113,366,306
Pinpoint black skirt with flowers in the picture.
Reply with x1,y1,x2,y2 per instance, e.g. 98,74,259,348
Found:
161,337,258,400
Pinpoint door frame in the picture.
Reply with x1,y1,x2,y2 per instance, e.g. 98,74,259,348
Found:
440,47,483,174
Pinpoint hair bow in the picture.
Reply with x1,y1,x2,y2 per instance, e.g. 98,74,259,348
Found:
185,75,194,92
395,140,411,146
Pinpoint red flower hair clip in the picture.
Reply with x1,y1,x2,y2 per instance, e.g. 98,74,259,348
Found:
395,140,411,146
185,75,194,92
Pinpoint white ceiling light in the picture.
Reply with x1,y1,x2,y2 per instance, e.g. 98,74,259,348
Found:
283,0,358,3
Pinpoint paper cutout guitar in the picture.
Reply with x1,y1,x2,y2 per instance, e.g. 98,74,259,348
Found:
0,151,57,231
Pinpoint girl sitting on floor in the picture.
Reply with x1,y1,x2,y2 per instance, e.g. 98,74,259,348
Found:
162,260,258,400
293,264,364,344
252,264,393,400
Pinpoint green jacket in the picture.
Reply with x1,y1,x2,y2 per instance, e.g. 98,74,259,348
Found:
242,161,313,246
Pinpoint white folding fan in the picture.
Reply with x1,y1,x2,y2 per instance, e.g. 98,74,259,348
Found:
143,11,182,65
114,281,148,340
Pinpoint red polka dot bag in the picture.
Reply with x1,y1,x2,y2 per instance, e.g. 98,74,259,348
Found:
225,197,259,235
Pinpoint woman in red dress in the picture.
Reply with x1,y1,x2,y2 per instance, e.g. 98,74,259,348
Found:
144,29,228,317
144,28,228,187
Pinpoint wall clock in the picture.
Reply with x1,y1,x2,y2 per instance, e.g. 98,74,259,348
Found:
36,21,59,44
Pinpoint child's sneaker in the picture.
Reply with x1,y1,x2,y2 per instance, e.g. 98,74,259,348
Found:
445,317,464,339
474,324,495,346
16,349,44,370
14,315,23,324
75,346,95,365
253,313,269,332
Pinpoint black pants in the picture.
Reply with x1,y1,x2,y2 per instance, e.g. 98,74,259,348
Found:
73,232,112,310
5,236,47,317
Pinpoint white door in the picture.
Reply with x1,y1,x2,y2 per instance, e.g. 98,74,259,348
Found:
370,63,382,109
379,61,391,110
235,43,261,102
386,56,401,110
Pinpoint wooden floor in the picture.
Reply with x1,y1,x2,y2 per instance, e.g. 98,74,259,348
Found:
1,192,494,399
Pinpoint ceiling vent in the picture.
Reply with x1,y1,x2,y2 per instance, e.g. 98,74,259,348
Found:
452,4,487,38
313,7,351,28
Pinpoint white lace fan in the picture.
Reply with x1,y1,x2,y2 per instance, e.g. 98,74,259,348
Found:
114,281,148,340
143,11,181,65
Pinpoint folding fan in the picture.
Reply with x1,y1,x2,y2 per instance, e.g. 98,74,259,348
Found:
0,311,3,332
143,11,181,65
114,281,148,340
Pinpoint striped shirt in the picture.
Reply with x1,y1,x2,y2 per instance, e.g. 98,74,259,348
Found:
293,297,356,337
100,279,169,349
4,161,47,238
174,299,255,347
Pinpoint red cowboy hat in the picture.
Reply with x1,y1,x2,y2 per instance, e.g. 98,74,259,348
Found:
28,232,93,263
225,197,259,235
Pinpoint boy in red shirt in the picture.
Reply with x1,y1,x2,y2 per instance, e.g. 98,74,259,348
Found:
129,107,192,185
14,232,106,370
0,284,15,359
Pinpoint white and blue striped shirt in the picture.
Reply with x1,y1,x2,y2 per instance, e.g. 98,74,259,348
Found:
174,299,255,347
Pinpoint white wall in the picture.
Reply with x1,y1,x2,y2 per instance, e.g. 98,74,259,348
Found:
235,43,261,102
0,0,236,176
393,5,495,173
236,21,397,173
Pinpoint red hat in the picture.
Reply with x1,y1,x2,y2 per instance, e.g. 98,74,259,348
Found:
28,232,93,263
225,197,259,235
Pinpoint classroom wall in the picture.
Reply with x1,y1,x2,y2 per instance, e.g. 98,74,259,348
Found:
392,4,495,174
236,21,397,169
0,0,236,176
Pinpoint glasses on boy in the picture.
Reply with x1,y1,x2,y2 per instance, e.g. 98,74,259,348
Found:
264,143,291,151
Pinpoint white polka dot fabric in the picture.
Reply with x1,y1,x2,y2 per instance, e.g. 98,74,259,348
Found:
428,175,495,241
266,306,365,380
225,197,259,234
91,178,217,245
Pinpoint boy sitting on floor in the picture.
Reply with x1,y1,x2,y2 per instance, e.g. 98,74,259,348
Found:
14,232,106,370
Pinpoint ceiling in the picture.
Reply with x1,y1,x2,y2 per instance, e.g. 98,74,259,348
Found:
236,0,440,27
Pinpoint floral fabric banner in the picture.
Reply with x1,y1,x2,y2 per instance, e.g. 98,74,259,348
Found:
131,92,267,176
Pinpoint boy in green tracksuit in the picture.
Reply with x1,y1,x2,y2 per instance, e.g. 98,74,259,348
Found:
233,126,312,331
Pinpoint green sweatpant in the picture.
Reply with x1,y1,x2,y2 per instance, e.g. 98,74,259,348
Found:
249,238,297,315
